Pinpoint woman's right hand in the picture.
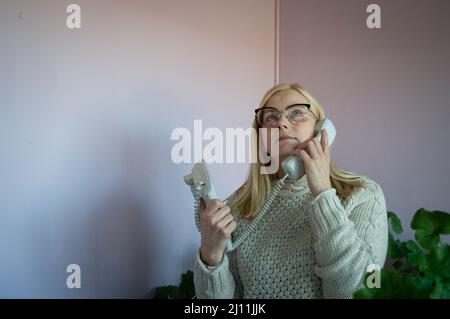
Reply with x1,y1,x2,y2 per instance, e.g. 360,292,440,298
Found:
199,198,237,267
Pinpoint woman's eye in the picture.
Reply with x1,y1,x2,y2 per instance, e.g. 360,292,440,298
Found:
290,111,305,121
264,114,278,125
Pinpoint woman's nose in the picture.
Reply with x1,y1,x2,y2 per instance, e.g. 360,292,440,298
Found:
277,114,290,129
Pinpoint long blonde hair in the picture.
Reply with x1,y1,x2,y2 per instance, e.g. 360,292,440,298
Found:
232,83,366,220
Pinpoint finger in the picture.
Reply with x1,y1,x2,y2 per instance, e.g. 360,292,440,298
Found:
292,141,307,156
322,129,330,158
307,140,319,159
312,137,323,156
217,213,234,228
295,141,308,152
211,205,231,224
206,199,224,211
224,220,237,233
298,149,311,165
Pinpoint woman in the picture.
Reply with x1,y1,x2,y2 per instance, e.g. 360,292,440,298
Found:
193,83,388,298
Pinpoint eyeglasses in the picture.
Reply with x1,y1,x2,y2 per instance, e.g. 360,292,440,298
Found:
254,103,313,127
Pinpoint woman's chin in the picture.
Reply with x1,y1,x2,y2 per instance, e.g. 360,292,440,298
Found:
278,145,296,157
268,144,296,162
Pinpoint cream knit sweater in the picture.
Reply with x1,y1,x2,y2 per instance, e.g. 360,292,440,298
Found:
193,175,388,299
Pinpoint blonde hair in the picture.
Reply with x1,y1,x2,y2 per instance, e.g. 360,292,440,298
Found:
232,83,366,220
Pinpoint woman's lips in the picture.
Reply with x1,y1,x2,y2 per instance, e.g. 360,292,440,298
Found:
279,136,295,142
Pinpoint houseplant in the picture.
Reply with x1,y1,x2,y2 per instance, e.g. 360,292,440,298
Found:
153,270,196,299
354,208,450,298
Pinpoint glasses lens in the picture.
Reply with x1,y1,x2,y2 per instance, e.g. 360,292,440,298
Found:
258,108,279,127
287,105,309,124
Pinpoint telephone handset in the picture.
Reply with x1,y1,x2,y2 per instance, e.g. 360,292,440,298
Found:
281,118,336,180
183,163,235,252
184,118,336,253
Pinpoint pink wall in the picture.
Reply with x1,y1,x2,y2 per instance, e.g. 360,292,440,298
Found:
279,0,450,240
0,0,275,297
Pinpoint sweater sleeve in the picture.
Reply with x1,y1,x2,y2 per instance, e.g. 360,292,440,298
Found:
308,179,388,299
193,248,243,299
193,188,244,299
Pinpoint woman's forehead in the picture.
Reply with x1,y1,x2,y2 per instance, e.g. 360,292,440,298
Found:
266,90,309,109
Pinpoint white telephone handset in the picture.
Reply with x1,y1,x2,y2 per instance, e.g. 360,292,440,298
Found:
184,163,234,252
281,118,336,180
185,118,336,253
184,162,218,204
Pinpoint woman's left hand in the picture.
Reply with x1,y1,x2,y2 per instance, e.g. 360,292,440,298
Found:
293,129,332,197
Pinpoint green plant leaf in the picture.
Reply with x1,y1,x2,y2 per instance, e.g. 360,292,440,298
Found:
153,270,196,299
387,232,406,259
405,240,422,253
404,240,426,270
411,208,450,250
353,269,432,299
430,279,450,299
415,229,440,250
179,270,195,299
388,211,403,235
422,245,450,280
431,211,450,234
153,285,180,299
414,273,434,291
392,260,403,271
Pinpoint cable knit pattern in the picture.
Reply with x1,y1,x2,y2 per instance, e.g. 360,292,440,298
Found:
193,175,388,299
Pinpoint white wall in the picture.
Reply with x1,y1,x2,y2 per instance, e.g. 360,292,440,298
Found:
0,0,275,298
